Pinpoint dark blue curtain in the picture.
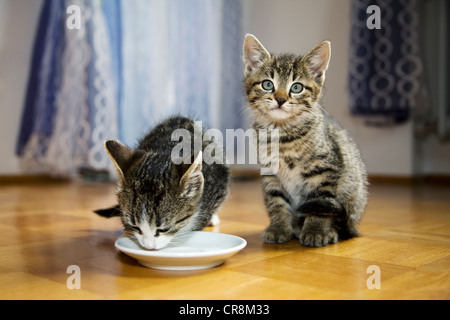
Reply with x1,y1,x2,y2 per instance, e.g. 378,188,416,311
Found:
16,0,66,156
349,0,423,125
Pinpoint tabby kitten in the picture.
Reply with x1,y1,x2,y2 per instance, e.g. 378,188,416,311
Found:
243,34,368,247
95,116,230,250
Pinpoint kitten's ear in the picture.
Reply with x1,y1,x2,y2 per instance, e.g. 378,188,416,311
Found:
302,40,331,83
93,204,121,218
179,151,204,198
105,140,133,180
243,34,270,76
105,140,144,184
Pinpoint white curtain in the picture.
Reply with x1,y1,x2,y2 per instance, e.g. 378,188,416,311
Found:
17,0,244,177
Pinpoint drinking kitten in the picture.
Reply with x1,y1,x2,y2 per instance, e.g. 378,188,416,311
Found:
243,34,368,247
95,116,230,250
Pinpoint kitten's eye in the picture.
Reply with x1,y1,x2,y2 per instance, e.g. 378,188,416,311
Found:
290,82,304,94
157,227,170,233
155,227,170,237
261,80,274,91
125,224,142,234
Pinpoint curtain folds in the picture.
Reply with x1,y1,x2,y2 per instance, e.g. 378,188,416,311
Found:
16,0,243,177
349,0,423,126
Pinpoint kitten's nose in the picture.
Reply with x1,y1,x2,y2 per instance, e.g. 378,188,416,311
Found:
275,97,286,107
141,237,156,250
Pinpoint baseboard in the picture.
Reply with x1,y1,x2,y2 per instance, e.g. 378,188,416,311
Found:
231,169,450,186
367,175,414,184
369,174,450,185
1,172,449,186
416,174,450,185
231,169,417,184
0,174,69,185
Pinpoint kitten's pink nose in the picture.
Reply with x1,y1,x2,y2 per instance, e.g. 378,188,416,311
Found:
141,237,156,250
275,97,286,106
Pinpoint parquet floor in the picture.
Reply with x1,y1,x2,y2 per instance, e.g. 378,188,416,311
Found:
0,178,449,299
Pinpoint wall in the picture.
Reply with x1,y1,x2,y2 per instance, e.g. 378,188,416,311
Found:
0,0,43,175
243,0,414,176
1,0,435,177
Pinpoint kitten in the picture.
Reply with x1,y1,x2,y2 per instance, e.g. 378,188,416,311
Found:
243,34,368,247
95,116,230,250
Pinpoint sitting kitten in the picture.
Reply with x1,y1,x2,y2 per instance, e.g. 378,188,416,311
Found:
243,34,368,247
95,116,230,249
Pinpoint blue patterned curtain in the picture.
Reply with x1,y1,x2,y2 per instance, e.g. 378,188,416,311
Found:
349,0,423,125
16,0,243,176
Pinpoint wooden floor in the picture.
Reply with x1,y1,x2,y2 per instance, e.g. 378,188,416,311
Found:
0,178,449,300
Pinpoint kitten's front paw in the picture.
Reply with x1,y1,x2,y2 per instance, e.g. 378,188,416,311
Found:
299,229,338,247
207,214,220,226
299,216,338,247
262,225,292,244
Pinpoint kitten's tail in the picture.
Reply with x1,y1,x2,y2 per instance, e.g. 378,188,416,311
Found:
93,204,121,218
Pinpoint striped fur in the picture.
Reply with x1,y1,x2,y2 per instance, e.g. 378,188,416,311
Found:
98,116,230,250
243,34,368,247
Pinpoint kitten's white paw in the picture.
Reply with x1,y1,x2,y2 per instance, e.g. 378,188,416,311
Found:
207,214,220,226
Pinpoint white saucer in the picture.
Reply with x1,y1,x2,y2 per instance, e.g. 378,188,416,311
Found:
115,231,247,270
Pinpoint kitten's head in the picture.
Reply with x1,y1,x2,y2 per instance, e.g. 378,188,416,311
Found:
243,34,331,125
105,140,204,250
